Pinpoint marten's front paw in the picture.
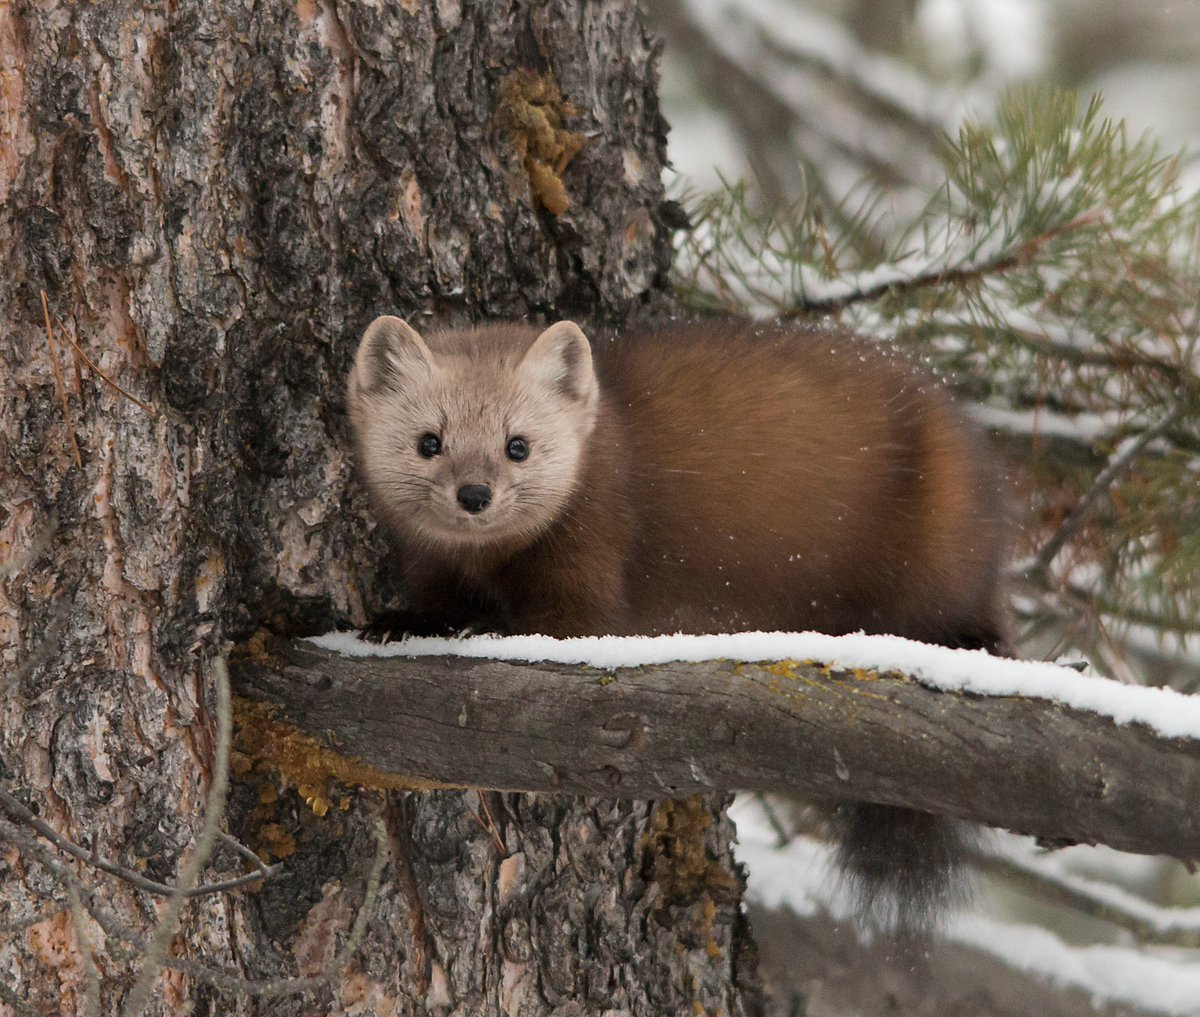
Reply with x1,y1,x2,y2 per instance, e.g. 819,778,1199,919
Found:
359,611,463,643
359,610,509,642
451,621,507,637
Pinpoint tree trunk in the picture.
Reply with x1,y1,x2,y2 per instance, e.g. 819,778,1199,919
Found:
1,2,762,1013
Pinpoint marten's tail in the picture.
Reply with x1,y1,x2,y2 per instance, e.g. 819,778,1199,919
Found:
827,615,1010,930
827,614,1007,929
831,802,977,931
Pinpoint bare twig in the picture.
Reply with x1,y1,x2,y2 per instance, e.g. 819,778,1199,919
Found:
658,0,947,205
1,654,380,1008
0,973,43,1017
40,289,82,467
384,792,432,995
0,816,125,936
1101,222,1192,366
1,808,388,1001
215,831,277,883
0,786,280,898
67,882,103,1017
933,319,1185,379
63,315,85,407
0,904,66,933
1021,399,1190,583
473,793,507,857
752,793,794,849
973,848,1200,948
0,511,58,580
154,816,389,1001
122,657,236,1017
325,817,387,980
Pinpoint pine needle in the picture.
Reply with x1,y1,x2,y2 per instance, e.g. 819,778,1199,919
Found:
40,290,82,467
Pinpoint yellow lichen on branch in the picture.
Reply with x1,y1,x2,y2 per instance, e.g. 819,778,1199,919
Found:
232,697,458,820
497,69,585,215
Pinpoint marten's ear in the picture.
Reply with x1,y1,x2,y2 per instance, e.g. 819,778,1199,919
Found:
352,316,433,394
521,321,597,405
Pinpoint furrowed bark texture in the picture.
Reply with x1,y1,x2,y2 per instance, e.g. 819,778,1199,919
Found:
0,3,765,1014
237,642,1200,862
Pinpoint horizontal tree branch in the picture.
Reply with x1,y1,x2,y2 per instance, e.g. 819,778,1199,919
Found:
233,639,1200,862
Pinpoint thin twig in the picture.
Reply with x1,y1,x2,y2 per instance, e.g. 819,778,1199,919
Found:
0,786,280,898
160,816,390,1001
0,972,43,1017
40,290,82,467
1102,222,1191,366
328,818,388,978
67,882,103,1017
216,831,277,883
0,817,124,937
474,793,507,857
384,792,432,995
64,318,85,405
1022,399,1189,582
0,904,66,933
972,848,1200,947
752,793,794,849
122,657,236,1017
1,511,58,579
56,315,157,416
1,810,386,1000
934,319,1184,379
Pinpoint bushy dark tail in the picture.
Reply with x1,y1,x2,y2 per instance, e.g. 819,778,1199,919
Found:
831,802,977,932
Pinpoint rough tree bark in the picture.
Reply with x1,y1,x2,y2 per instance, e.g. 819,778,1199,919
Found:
1,2,763,1014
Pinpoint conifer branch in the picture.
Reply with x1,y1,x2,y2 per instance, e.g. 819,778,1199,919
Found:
1021,399,1191,583
781,209,1103,315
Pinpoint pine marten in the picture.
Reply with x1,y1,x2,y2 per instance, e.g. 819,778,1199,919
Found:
346,315,1011,925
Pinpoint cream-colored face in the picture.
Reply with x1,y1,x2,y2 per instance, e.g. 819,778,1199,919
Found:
348,317,599,553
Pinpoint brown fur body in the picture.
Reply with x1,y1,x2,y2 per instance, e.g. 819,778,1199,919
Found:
349,318,1008,650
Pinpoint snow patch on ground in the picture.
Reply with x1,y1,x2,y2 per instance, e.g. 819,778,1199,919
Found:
311,629,1200,741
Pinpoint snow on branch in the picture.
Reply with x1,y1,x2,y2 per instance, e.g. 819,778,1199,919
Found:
232,631,1200,863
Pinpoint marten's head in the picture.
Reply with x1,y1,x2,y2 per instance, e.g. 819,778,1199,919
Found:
348,317,599,553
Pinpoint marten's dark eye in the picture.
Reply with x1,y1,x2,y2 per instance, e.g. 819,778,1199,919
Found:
506,436,530,462
418,433,442,459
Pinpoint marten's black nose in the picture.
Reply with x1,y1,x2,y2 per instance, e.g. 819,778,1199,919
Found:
457,484,492,514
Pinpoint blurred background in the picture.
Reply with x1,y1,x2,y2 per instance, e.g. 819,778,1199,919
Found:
645,2,1200,1013
655,0,1200,196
